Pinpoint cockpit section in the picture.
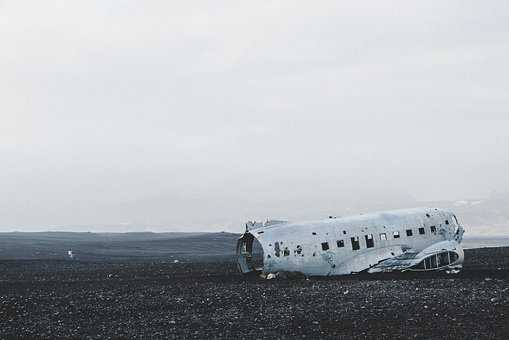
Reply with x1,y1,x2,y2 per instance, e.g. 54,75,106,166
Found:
368,240,464,273
410,251,461,271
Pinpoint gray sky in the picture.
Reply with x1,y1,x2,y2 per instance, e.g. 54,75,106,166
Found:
1,1,508,231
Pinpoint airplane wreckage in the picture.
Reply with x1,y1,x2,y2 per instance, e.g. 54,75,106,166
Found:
237,208,465,276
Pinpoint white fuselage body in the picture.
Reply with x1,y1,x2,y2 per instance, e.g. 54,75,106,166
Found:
241,208,464,276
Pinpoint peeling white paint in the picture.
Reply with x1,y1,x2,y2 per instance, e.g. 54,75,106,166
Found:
237,208,465,276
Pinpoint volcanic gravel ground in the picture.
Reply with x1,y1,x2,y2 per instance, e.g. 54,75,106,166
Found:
0,248,508,339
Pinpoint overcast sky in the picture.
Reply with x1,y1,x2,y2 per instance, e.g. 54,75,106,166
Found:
1,1,508,231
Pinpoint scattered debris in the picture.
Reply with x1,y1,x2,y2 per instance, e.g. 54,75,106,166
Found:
266,273,276,280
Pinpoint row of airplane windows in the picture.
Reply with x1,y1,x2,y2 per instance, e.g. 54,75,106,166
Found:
321,225,438,251
271,225,440,258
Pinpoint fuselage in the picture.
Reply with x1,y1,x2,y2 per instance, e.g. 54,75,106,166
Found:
237,208,465,276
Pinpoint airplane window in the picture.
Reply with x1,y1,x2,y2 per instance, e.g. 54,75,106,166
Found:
351,237,360,250
430,226,436,233
295,245,303,255
419,227,425,235
449,251,459,263
393,231,400,239
438,251,451,266
425,255,439,269
337,240,345,248
380,233,387,241
274,242,280,257
365,234,374,248
430,255,437,268
321,242,329,251
406,229,413,237
445,220,449,225
438,252,449,266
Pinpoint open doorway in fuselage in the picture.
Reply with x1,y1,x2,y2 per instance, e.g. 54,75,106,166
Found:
236,232,264,273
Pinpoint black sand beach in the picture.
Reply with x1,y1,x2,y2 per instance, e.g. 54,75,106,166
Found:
0,247,508,339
